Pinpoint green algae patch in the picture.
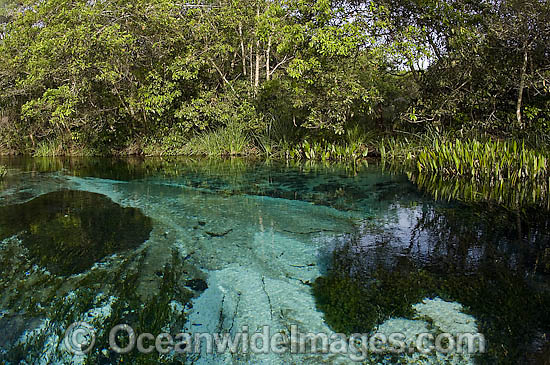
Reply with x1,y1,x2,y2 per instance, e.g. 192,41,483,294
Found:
313,266,550,364
0,190,152,276
313,269,439,334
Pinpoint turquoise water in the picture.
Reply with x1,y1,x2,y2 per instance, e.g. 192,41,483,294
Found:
0,157,548,364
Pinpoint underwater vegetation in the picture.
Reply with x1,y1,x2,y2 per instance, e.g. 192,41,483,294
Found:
0,190,153,275
313,201,550,364
313,267,550,364
313,268,438,334
81,250,196,365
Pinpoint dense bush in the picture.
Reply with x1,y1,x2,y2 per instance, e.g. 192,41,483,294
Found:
0,0,548,157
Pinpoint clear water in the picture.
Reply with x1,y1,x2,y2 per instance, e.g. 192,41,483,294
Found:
0,157,548,364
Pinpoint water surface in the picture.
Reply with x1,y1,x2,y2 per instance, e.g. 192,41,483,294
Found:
0,157,548,364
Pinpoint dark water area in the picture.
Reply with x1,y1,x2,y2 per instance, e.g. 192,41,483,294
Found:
0,190,152,276
0,157,548,364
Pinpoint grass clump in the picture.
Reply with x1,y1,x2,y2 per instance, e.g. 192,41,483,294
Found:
145,122,252,157
32,140,64,157
184,123,250,156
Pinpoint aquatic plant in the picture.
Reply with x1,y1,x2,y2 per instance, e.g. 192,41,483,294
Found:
416,139,548,182
313,269,438,334
379,135,550,210
313,254,550,364
287,139,369,162
377,135,424,162
0,190,153,275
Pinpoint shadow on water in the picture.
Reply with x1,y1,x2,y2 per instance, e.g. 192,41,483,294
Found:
0,190,152,276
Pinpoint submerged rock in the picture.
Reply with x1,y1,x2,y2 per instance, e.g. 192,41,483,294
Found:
375,298,480,365
0,190,152,276
185,278,208,292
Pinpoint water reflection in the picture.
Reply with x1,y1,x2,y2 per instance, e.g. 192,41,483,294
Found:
0,157,548,364
0,190,152,276
409,170,550,211
314,200,550,364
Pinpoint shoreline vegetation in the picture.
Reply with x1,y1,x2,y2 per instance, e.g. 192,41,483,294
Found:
1,1,549,363
0,0,549,202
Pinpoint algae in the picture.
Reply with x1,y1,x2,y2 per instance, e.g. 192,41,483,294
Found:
0,190,153,276
313,245,550,364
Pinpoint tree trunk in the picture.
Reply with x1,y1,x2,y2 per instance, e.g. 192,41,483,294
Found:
254,8,261,90
516,46,528,128
265,35,271,81
255,40,260,89
239,24,246,77
249,44,254,86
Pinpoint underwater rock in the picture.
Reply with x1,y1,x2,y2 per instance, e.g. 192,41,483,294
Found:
185,278,208,292
0,190,152,276
374,297,480,365
412,297,477,334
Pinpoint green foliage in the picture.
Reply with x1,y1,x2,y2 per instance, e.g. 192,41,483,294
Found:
415,139,548,182
0,0,548,158
288,139,369,162
0,0,412,154
385,0,550,132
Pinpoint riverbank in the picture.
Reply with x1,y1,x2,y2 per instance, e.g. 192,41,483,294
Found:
2,132,549,213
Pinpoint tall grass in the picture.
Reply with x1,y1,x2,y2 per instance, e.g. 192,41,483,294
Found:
32,140,64,157
31,139,98,157
182,123,250,156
